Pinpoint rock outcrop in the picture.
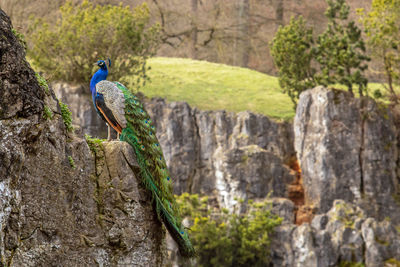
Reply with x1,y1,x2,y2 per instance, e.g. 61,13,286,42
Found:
271,200,400,267
146,99,296,209
294,87,400,223
0,9,165,266
54,85,297,211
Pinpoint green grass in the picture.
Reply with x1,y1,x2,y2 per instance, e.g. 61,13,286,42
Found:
129,57,295,121
125,57,396,121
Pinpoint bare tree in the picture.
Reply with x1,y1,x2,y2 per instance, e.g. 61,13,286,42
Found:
191,0,198,59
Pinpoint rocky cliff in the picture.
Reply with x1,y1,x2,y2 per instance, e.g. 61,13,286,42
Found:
55,84,297,213
0,9,165,266
295,87,400,223
2,5,400,266
55,82,400,266
270,87,400,267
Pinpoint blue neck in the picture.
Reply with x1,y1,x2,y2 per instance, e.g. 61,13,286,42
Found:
90,67,108,99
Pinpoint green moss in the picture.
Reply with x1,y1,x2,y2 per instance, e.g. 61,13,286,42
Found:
332,89,343,105
338,261,365,267
241,154,249,163
59,100,73,132
334,202,363,229
375,236,390,246
11,28,27,50
85,134,105,154
35,72,50,95
43,105,53,120
385,258,400,267
376,101,389,120
393,184,400,207
68,156,76,169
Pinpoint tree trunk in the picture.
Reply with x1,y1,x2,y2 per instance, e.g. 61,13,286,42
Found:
191,0,198,59
276,0,284,26
384,55,398,103
235,0,250,67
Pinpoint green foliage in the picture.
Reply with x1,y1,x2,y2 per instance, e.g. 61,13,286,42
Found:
359,0,400,103
43,105,53,120
85,134,105,154
316,0,370,96
270,16,316,106
59,100,73,132
28,0,159,85
35,72,49,94
385,258,400,267
373,89,383,99
270,0,370,104
11,28,27,50
68,156,76,169
176,193,282,267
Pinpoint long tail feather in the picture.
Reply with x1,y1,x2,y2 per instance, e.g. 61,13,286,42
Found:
117,82,195,257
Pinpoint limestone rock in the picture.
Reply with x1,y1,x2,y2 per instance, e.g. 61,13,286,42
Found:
145,98,296,209
0,9,165,266
294,86,400,223
52,85,297,211
270,200,400,267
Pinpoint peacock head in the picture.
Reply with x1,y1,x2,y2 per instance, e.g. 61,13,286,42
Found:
96,60,107,70
96,58,112,70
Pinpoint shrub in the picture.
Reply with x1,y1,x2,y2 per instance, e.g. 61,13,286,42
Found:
28,1,159,86
176,193,282,267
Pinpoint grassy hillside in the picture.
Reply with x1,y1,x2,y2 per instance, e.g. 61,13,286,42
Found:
127,57,295,121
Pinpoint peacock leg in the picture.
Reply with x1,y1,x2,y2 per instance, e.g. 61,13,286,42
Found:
107,124,111,141
117,133,120,140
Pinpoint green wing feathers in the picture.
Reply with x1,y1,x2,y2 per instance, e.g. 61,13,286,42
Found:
115,82,195,257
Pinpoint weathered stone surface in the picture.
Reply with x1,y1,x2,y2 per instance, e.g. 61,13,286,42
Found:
146,99,296,209
270,200,400,267
52,85,297,210
294,86,400,223
268,198,295,223
0,9,165,266
0,10,44,120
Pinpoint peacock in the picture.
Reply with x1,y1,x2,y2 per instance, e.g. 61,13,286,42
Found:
89,59,195,257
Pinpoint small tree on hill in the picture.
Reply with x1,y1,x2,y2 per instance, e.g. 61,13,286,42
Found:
270,16,316,106
270,0,370,104
28,1,160,86
316,0,370,96
359,0,400,103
